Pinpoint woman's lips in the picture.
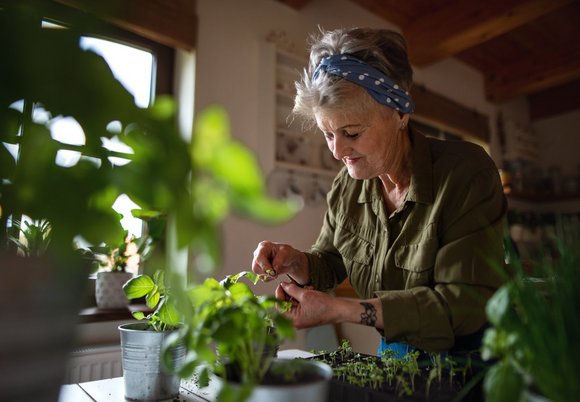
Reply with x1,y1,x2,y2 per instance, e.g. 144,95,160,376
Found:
343,157,361,165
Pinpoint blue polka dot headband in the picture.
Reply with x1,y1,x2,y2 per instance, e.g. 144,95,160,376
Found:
313,54,415,114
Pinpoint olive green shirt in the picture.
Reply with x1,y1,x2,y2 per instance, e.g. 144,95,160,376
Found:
305,129,507,352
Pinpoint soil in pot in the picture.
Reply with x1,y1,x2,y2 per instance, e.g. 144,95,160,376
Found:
309,349,484,402
220,359,333,402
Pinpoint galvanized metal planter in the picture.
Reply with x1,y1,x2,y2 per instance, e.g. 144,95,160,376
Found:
118,322,184,401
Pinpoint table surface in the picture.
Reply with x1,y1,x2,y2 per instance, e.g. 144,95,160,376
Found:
58,349,314,402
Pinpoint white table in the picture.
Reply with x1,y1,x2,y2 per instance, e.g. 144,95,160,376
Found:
58,349,314,402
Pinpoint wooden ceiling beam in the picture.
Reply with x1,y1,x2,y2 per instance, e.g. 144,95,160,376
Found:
529,80,580,121
275,0,312,10
485,53,580,102
54,0,197,50
403,0,573,67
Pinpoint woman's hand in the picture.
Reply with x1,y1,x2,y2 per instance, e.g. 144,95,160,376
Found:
275,281,385,330
251,241,310,285
275,282,338,329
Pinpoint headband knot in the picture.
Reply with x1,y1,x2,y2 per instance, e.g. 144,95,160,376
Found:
313,54,415,114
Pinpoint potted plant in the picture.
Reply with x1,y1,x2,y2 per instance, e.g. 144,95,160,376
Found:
308,339,478,402
481,236,580,402
7,218,52,257
119,270,184,401
83,233,152,310
1,2,295,401
124,270,333,402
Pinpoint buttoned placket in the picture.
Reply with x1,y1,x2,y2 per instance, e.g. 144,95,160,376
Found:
371,196,390,289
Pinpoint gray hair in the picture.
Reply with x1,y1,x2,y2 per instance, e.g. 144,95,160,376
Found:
293,27,413,128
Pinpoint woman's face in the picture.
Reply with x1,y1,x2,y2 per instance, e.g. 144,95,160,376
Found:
314,90,409,180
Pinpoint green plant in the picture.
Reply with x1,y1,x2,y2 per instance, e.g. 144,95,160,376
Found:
163,271,295,402
123,270,180,331
1,1,295,266
311,339,474,400
82,232,153,274
482,238,580,402
7,218,51,257
1,3,297,401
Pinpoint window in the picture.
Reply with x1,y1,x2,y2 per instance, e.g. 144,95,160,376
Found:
10,8,174,240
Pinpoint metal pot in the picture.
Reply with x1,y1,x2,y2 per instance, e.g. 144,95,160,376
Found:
118,322,184,401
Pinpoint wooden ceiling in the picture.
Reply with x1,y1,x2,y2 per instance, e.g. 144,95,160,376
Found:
276,0,580,121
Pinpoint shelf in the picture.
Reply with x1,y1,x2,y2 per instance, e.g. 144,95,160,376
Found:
275,160,339,178
77,303,152,324
507,192,580,203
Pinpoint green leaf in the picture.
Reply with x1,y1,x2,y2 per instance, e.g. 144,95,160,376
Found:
132,311,146,320
123,274,155,299
150,96,176,119
197,366,210,388
483,360,524,402
486,285,510,327
192,105,231,166
146,288,161,309
272,315,295,340
158,299,181,327
228,282,254,302
210,142,264,195
232,193,298,224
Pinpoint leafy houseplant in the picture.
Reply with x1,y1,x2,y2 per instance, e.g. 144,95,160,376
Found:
120,270,183,401
1,2,295,401
125,270,333,402
124,270,298,402
7,218,52,257
84,234,153,310
482,238,580,402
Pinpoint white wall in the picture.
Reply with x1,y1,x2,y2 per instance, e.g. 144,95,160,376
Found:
534,109,580,179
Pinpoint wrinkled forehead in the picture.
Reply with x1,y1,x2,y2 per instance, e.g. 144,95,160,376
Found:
313,85,394,131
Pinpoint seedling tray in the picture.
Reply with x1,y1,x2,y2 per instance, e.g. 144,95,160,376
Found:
308,352,482,402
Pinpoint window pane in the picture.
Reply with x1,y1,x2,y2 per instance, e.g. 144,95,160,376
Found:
80,37,154,108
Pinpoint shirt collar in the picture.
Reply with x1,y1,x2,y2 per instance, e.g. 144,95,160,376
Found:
358,127,434,205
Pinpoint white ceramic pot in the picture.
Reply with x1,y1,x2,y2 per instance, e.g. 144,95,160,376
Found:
217,358,333,402
95,271,133,310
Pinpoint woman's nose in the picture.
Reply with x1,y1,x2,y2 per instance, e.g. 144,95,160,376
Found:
332,137,349,160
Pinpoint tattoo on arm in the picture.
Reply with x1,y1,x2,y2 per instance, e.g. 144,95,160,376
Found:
360,302,377,327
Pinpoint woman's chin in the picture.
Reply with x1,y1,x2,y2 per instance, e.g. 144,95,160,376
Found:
346,166,370,180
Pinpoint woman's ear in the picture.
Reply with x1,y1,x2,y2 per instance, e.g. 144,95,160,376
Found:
398,113,410,131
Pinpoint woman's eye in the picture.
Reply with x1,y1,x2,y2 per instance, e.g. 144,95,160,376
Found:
344,132,359,139
323,132,334,140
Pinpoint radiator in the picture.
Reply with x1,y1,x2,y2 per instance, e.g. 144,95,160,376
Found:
63,345,123,384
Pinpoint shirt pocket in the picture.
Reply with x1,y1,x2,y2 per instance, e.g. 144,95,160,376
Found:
334,226,374,294
394,240,438,274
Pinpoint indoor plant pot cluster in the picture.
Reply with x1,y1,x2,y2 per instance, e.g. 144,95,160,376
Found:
1,2,296,401
123,270,333,402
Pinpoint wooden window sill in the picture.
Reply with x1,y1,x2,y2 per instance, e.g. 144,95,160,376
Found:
77,304,152,324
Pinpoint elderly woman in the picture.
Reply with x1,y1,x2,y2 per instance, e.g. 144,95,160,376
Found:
252,27,506,357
